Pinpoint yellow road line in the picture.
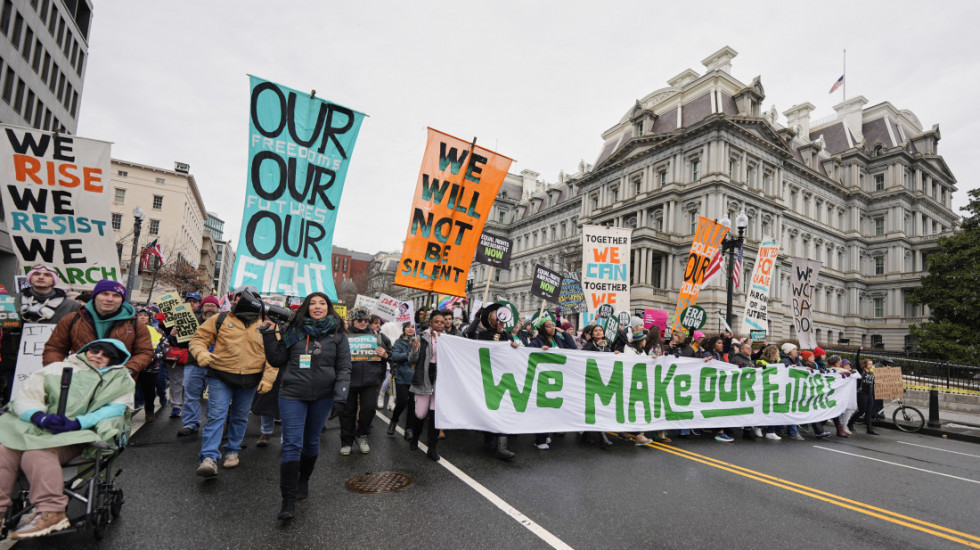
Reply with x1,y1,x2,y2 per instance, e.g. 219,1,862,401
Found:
610,433,980,548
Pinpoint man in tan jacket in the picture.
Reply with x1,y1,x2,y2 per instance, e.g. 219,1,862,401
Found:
189,286,277,477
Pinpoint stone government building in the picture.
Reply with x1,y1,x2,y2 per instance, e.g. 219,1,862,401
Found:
386,46,958,351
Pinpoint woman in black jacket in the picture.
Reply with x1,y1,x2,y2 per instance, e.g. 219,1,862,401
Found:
260,293,351,522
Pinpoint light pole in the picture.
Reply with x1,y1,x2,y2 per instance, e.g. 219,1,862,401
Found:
126,206,145,301
719,209,748,331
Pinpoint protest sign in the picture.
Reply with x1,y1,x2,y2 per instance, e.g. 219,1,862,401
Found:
741,237,779,336
672,217,729,330
469,299,483,322
874,366,904,400
0,293,19,328
371,294,402,322
557,272,586,314
474,232,512,269
333,304,348,320
530,310,556,329
435,335,857,432
531,264,562,303
749,330,767,341
395,300,414,325
395,128,513,296
171,303,200,344
354,294,378,312
13,276,28,292
349,334,379,361
643,309,669,332
158,292,181,321
790,257,822,349
232,76,366,299
0,126,120,288
581,225,631,325
11,323,55,399
680,305,706,330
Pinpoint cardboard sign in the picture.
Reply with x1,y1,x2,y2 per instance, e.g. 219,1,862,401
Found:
0,294,20,328
790,257,822,350
158,293,181,324
673,217,729,330
531,264,562,302
741,237,779,335
0,126,121,288
581,225,631,325
395,128,513,296
231,77,366,299
474,232,512,269
349,334,379,361
171,303,200,343
558,272,586,314
874,366,904,400
11,323,55,399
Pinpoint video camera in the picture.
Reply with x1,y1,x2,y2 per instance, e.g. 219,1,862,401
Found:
233,289,294,324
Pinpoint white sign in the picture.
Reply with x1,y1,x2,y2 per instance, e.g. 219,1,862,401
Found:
0,125,120,289
354,294,378,312
741,237,779,335
371,293,413,324
581,225,631,326
790,257,822,349
435,335,856,432
11,323,55,399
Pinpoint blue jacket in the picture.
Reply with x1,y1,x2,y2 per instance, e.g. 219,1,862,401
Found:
390,336,417,386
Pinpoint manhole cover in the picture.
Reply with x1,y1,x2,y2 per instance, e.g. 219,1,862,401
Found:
346,472,414,494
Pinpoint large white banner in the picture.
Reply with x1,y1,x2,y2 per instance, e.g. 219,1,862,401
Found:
790,257,822,349
581,225,631,325
11,323,55,399
741,237,779,335
435,335,856,432
0,125,120,288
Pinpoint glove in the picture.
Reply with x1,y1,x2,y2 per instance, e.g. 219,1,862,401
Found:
49,417,82,434
327,401,344,421
30,412,57,428
257,379,274,394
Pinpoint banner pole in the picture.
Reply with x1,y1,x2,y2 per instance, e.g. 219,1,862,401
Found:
482,267,493,304
538,299,546,319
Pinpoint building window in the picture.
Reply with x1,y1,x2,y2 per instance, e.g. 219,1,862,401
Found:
343,258,348,272
111,213,122,230
148,219,160,235
658,170,667,186
155,177,165,184
690,213,698,234
874,173,884,191
874,256,884,275
691,159,701,181
114,188,125,204
117,170,127,177
874,216,885,236
498,211,505,223
872,297,884,318
870,334,883,348
591,195,598,210
333,257,339,270
610,187,618,203
152,195,163,210
633,178,641,196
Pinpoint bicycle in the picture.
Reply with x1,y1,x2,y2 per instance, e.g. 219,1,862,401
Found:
876,398,925,433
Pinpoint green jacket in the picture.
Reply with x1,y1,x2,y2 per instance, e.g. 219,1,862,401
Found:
0,352,134,453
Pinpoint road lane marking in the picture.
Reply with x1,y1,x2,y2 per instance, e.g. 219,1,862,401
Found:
612,434,980,548
897,440,980,459
376,412,573,550
815,446,980,485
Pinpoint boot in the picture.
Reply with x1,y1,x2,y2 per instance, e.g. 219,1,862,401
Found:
386,421,397,436
836,424,849,438
495,435,515,460
599,432,613,449
409,415,422,451
867,427,880,435
278,461,300,521
425,411,440,461
297,454,318,501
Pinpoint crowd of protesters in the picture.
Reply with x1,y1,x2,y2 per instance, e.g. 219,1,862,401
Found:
0,269,893,532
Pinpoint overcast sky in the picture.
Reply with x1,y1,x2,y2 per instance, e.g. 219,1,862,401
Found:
78,1,980,255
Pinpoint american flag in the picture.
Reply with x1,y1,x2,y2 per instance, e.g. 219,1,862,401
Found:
700,249,724,289
139,239,166,270
733,241,744,289
829,75,844,94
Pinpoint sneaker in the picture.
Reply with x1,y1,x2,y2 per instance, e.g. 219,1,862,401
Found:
545,437,552,445
764,432,782,441
222,453,240,469
691,429,701,436
256,433,272,447
634,435,654,446
816,431,831,439
170,407,181,418
752,427,763,438
790,433,806,441
196,457,218,477
356,436,370,454
714,433,734,443
534,443,550,450
10,511,70,540
177,426,198,437
340,445,352,456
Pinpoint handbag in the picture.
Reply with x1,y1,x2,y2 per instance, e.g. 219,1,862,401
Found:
165,347,189,365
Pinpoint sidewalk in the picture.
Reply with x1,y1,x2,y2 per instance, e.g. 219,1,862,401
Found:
881,404,980,444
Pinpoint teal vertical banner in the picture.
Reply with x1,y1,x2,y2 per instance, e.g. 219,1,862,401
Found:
232,76,365,300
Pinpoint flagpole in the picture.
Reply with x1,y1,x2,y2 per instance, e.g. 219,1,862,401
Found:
843,49,846,100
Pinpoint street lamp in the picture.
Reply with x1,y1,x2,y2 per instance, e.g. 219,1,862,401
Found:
126,206,145,302
719,209,748,331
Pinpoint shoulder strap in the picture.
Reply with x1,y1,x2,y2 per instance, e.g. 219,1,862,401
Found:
66,311,82,333
215,312,229,338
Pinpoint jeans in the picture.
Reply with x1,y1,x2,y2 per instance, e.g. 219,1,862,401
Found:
182,365,208,430
339,385,379,445
278,396,334,462
200,377,256,461
260,415,276,435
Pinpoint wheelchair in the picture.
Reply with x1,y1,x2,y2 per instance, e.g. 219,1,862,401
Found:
1,439,126,541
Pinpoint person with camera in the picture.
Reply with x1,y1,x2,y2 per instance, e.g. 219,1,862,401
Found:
258,293,350,521
339,307,391,456
189,286,277,477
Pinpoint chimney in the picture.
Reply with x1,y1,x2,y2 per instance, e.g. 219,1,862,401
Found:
701,46,738,75
521,169,540,198
783,102,816,141
833,96,868,143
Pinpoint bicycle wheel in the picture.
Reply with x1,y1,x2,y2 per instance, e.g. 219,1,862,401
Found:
893,406,925,433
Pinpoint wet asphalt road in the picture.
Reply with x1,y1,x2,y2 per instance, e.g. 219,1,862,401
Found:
7,409,980,550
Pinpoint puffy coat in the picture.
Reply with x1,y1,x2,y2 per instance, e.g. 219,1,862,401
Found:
346,328,390,388
19,287,80,324
408,329,439,396
390,336,418,386
262,326,351,403
42,303,154,374
731,352,754,369
189,312,277,388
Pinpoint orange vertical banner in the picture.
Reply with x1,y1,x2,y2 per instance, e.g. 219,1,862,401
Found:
672,216,730,330
394,128,513,297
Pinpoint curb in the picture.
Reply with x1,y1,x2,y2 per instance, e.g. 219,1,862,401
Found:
879,420,980,445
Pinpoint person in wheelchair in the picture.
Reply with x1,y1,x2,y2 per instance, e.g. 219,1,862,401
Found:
0,338,134,540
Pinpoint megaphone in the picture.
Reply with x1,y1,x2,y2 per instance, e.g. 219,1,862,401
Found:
233,289,294,324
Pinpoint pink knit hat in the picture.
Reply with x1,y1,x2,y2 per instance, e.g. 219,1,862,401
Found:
26,265,60,287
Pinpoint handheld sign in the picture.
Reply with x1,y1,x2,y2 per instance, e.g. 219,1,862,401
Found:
171,303,200,343
474,232,512,269
617,311,631,327
349,335,379,361
749,330,767,341
557,272,586,314
0,294,20,328
531,264,562,303
596,304,614,319
680,305,706,330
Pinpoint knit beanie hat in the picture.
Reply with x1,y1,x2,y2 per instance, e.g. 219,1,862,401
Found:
800,350,814,361
201,296,221,308
813,346,826,358
92,279,127,300
781,342,798,355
